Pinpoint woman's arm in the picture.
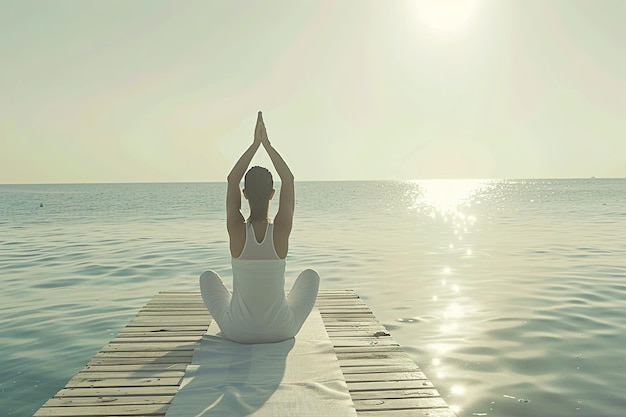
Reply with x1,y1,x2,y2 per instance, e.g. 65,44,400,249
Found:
258,113,294,228
226,114,262,230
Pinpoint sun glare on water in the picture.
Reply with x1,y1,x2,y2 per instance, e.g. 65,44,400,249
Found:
407,179,496,250
412,179,489,214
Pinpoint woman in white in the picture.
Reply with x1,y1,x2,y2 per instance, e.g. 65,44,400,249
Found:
199,111,320,344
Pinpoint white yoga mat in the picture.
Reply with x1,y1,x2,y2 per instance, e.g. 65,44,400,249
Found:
165,310,357,417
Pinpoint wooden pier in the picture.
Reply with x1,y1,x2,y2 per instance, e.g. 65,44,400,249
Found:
34,290,457,417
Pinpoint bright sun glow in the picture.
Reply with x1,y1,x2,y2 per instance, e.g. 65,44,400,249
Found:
414,0,483,37
451,385,466,395
413,179,490,214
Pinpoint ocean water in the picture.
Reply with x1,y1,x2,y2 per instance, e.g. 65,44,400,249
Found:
1,179,625,417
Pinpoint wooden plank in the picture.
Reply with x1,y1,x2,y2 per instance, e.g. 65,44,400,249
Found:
348,380,438,392
46,395,174,407
69,371,184,379
107,336,202,343
87,357,193,366
353,397,450,410
349,388,440,400
87,352,194,365
42,396,173,406
82,364,189,372
49,386,178,398
340,364,423,374
92,350,194,359
344,371,428,382
34,403,168,416
358,409,457,417
65,376,182,388
34,290,457,417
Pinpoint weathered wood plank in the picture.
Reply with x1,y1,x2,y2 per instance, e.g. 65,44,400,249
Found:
42,396,173,406
349,388,440,400
353,397,450,410
70,371,184,379
107,336,202,343
330,338,400,347
344,371,428,382
340,364,422,374
358,409,457,417
34,404,168,417
88,352,193,365
92,350,194,359
336,351,412,361
53,386,178,397
82,364,189,372
348,380,437,391
65,376,182,388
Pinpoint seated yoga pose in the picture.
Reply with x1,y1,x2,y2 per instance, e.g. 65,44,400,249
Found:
199,111,320,344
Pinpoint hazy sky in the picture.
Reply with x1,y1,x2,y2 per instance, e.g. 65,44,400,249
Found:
1,0,624,183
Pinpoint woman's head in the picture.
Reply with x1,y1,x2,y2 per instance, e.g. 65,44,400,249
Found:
243,166,274,221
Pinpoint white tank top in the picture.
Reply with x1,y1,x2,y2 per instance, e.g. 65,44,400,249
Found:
229,222,288,342
237,221,280,260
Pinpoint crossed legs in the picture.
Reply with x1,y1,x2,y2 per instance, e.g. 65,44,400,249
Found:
287,268,320,331
199,270,231,323
199,268,320,339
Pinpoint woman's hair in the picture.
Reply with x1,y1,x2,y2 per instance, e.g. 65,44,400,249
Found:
244,166,273,222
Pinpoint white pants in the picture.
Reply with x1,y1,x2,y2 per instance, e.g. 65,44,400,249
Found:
199,268,320,343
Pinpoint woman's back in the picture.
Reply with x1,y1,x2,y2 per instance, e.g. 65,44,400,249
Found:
237,222,280,260
230,218,291,259
199,112,319,343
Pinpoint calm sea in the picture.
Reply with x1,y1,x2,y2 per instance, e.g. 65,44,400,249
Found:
1,179,625,417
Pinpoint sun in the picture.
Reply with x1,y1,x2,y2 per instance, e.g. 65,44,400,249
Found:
413,0,484,38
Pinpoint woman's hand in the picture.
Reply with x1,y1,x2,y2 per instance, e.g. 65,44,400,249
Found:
254,111,265,145
255,111,271,147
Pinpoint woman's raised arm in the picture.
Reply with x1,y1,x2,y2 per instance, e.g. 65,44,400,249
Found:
257,112,294,228
226,113,262,230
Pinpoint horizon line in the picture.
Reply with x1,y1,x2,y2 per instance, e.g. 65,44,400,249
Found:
0,176,618,186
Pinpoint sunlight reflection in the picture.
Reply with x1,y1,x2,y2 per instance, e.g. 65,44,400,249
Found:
405,179,493,415
407,179,494,245
411,179,491,215
440,322,459,333
451,385,466,395
444,302,465,319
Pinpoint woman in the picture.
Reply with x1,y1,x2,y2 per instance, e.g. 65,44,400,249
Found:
199,111,320,344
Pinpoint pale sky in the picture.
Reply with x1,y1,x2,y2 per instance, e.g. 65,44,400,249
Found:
1,0,624,183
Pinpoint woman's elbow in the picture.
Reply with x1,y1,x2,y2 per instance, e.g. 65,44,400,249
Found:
281,172,295,182
227,174,240,184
